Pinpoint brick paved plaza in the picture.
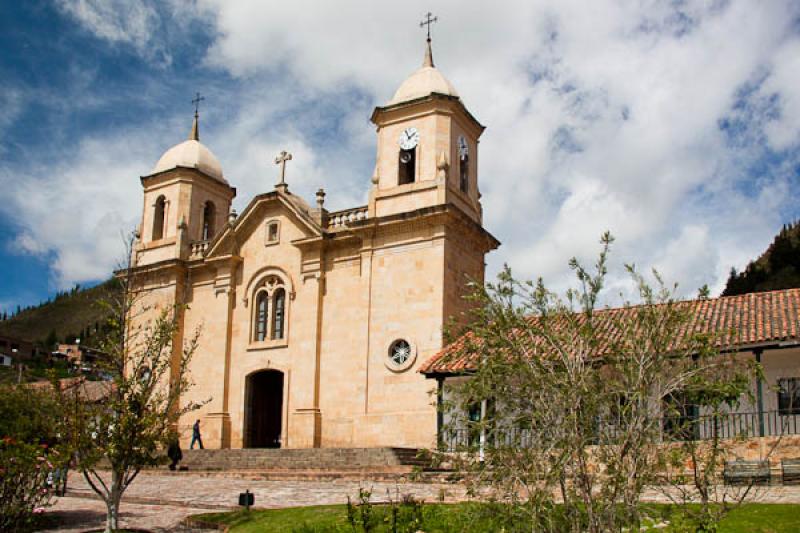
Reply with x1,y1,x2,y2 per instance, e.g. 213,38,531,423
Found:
41,471,800,531
41,471,465,531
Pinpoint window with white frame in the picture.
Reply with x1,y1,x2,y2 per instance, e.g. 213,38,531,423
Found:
252,275,288,343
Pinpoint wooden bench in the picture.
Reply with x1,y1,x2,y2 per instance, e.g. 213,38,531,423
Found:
723,460,770,485
782,459,800,485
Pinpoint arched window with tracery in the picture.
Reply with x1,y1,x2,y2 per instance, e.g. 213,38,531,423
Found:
272,288,286,340
254,291,269,342
202,201,215,240
251,275,289,344
152,195,166,240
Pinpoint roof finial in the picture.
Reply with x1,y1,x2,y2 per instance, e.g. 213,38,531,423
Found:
420,12,437,68
423,37,434,68
190,92,205,141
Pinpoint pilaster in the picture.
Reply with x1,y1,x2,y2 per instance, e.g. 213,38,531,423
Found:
205,255,241,448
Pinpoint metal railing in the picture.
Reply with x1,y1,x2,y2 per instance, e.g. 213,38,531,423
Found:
438,410,800,452
663,410,800,441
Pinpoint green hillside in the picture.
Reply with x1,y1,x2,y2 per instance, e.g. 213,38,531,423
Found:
0,279,118,347
723,221,800,296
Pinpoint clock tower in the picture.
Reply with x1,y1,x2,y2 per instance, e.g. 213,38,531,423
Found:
368,36,484,225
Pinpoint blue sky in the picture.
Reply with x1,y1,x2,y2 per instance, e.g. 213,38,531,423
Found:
1,1,799,313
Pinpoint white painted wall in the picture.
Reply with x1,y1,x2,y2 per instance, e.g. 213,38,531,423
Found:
436,346,800,445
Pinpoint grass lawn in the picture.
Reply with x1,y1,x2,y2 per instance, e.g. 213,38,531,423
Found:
711,503,800,532
195,502,800,532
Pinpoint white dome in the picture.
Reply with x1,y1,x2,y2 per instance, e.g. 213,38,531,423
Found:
388,65,459,106
152,139,226,183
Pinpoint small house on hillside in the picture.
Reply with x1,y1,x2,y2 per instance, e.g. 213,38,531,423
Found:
0,335,37,362
51,343,103,371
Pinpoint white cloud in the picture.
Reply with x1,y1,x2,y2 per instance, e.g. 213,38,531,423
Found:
6,0,800,300
761,38,800,151
56,0,172,66
0,134,153,287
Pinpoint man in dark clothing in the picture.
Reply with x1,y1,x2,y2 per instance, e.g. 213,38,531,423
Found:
167,438,183,470
190,419,204,449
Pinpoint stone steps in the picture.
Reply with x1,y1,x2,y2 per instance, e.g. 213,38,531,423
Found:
172,447,431,473
163,467,415,482
158,468,457,483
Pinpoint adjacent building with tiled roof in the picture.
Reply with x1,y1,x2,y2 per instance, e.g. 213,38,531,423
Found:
420,287,800,376
423,287,800,452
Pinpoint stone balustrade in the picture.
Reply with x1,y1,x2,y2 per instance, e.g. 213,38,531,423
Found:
327,206,369,229
190,240,210,258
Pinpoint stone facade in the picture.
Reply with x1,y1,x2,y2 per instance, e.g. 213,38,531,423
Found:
128,42,499,450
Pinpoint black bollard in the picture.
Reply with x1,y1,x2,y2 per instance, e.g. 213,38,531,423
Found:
238,489,254,512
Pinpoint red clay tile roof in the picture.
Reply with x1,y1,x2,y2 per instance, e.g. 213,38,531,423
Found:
420,288,800,375
28,377,113,402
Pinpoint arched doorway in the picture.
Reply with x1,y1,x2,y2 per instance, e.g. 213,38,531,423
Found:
244,370,284,448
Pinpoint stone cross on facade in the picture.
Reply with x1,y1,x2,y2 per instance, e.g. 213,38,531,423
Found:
274,150,292,191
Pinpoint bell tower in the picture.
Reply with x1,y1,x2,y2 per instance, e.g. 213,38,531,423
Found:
134,107,236,267
368,31,484,224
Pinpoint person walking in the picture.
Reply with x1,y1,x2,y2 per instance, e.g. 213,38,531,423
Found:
190,419,204,450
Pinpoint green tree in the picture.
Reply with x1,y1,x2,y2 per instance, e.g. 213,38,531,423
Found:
44,330,58,350
56,234,204,532
697,284,711,299
440,233,757,532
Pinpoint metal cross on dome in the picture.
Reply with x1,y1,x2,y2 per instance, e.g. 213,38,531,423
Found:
191,92,205,118
420,12,438,40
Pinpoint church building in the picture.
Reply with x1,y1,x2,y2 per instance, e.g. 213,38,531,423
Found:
129,36,499,450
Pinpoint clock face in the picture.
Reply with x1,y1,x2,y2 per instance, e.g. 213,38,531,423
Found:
458,135,469,159
398,127,420,150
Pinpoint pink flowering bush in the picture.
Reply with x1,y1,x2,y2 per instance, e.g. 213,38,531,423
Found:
0,384,66,531
0,439,55,531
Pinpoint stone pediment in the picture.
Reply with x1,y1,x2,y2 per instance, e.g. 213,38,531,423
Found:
203,190,323,259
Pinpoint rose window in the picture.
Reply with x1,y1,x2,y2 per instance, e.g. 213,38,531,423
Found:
389,340,411,366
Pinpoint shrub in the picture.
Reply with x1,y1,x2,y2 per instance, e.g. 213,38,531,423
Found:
0,384,66,531
0,439,56,532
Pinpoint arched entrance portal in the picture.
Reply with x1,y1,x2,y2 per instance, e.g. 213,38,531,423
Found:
244,370,284,448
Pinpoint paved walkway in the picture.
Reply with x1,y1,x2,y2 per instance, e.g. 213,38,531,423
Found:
41,497,217,532
40,470,800,531
42,470,464,531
